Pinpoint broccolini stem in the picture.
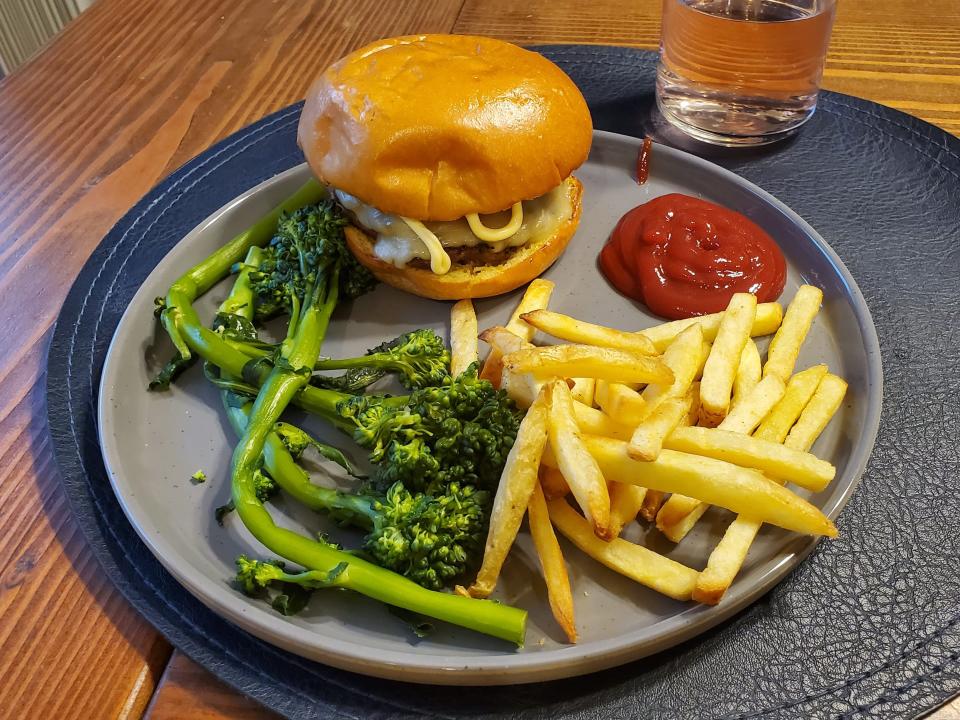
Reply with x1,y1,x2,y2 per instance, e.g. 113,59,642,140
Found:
159,179,325,362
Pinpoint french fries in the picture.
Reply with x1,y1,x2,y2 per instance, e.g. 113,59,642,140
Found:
754,364,827,443
694,371,846,604
466,388,550,598
638,302,782,352
763,284,822,382
520,310,656,355
699,293,757,426
505,345,674,385
480,279,554,385
547,381,611,538
627,396,690,462
465,280,847,622
584,436,837,537
528,483,577,642
450,300,478,377
663,426,836,491
548,499,699,600
731,340,761,410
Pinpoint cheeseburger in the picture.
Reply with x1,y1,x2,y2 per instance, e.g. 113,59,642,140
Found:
297,34,593,299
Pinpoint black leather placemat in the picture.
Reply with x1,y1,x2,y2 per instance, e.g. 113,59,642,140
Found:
46,46,960,720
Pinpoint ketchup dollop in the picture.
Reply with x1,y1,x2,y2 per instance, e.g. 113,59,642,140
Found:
599,193,786,319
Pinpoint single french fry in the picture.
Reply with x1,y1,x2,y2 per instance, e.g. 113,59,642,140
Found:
450,300,478,377
692,515,763,604
481,327,539,408
664,426,835,491
520,310,656,355
731,339,761,410
539,464,570,499
718,374,786,435
548,499,699,600
641,323,703,412
627,396,690,462
638,302,782,352
700,293,758,426
466,388,550,598
528,483,577,642
573,402,633,441
639,490,665,522
785,374,847,452
658,503,709,543
754,364,827,443
685,382,701,426
584,435,836,537
695,373,846,603
504,344,674,385
548,381,611,538
763,285,823,382
479,326,534,355
595,382,648,426
569,377,596,406
480,279,554,385
656,494,703,529
694,341,712,381
608,482,649,538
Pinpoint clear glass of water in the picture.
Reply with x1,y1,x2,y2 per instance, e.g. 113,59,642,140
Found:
656,0,837,146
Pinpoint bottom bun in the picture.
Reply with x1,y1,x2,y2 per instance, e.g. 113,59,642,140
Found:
344,177,583,300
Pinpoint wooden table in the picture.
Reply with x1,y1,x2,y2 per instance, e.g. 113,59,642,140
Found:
0,1,957,717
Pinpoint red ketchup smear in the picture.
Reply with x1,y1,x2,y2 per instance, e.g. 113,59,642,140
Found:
599,193,786,319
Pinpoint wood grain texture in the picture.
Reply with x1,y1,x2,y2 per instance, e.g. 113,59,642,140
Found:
0,0,956,718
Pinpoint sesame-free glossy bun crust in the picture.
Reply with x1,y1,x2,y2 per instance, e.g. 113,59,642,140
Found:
345,177,583,300
298,34,593,221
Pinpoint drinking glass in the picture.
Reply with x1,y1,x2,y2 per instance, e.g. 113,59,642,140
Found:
656,0,837,146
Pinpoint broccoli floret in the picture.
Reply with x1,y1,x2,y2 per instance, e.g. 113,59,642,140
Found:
235,555,349,616
313,329,451,390
190,470,207,484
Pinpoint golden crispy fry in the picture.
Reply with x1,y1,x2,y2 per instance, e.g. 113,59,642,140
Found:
548,381,611,538
572,402,633,441
569,377,596,406
694,341,713,381
641,323,703,412
785,373,848,452
655,493,702,530
528,483,577,642
699,293,758,426
479,326,534,355
450,300,478,377
731,339,761,410
504,344,674,385
639,490,666,522
685,382,701,426
608,482,649,538
696,373,845,602
595,381,648,427
627,396,690,462
763,285,822,382
692,515,763,604
539,464,570,499
480,279,554,385
466,387,550,598
718,374,786,435
638,302,782,352
664,426,835,491
547,499,699,600
754,364,827,443
480,327,539,407
520,310,657,355
658,503,709,543
583,435,837,537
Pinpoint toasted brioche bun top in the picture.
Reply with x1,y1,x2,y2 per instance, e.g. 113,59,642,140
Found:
297,34,592,221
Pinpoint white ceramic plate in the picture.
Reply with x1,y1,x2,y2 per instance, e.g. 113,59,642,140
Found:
98,132,881,684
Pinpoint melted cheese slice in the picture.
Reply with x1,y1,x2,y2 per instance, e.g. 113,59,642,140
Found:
334,179,574,273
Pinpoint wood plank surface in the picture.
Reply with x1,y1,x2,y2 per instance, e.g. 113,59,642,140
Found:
0,0,956,718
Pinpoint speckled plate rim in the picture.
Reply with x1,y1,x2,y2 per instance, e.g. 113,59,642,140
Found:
96,131,882,684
